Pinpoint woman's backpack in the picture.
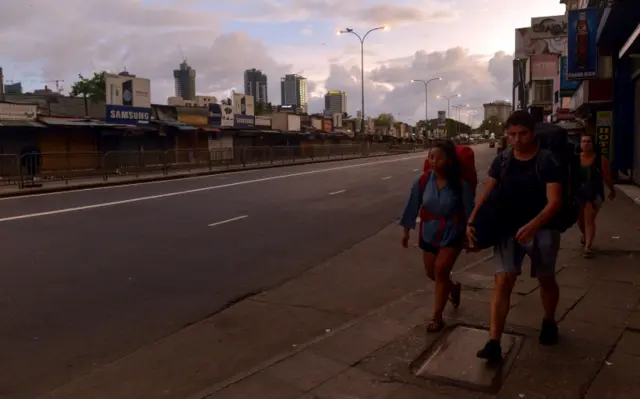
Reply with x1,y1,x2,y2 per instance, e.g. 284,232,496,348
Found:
422,145,478,197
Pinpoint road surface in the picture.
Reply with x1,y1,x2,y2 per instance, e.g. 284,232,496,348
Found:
0,144,495,398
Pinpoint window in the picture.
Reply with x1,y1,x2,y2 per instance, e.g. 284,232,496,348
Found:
533,80,553,103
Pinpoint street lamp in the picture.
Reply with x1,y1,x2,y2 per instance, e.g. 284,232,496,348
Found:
436,94,461,136
452,104,469,136
411,78,442,123
337,26,388,136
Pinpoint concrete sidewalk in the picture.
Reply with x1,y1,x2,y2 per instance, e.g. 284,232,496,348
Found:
196,187,640,399
38,186,640,399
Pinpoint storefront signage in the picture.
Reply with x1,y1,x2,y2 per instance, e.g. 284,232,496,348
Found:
567,8,598,80
530,15,568,39
0,103,37,120
177,113,207,126
254,115,271,127
105,105,151,124
234,114,255,128
560,56,580,91
596,111,612,159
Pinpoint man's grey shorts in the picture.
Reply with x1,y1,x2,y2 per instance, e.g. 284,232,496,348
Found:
494,229,562,278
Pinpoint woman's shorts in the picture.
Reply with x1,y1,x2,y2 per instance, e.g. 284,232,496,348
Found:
419,234,465,255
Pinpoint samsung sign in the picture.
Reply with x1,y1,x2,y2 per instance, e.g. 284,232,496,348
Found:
106,105,151,124
234,114,255,127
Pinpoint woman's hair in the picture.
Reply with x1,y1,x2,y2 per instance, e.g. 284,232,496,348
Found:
431,140,463,197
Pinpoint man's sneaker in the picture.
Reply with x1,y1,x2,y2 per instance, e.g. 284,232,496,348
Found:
539,319,559,345
476,339,502,363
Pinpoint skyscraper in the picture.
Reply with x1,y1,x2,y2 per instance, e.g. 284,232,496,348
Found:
324,90,347,115
280,74,308,112
173,60,196,101
244,69,268,104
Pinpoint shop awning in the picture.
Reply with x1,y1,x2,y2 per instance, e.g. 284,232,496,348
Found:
619,23,640,58
598,1,640,48
150,119,197,131
38,117,112,127
0,120,45,127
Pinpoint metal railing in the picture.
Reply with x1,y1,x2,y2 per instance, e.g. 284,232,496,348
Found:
3,143,425,190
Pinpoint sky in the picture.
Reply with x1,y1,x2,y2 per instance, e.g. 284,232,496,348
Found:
0,0,566,126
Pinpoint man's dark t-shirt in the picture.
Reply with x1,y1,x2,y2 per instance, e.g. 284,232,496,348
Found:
488,151,563,232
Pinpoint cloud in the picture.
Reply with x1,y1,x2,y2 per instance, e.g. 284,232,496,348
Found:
0,0,514,125
310,48,513,125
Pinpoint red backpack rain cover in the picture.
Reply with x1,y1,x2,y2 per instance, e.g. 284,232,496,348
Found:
421,145,477,196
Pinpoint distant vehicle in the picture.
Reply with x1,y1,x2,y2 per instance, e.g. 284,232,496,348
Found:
489,139,495,148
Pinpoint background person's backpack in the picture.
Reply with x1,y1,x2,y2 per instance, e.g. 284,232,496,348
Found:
417,145,477,245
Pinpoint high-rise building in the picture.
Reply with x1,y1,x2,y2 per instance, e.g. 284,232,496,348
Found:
482,101,512,123
324,91,347,115
173,61,196,101
280,74,308,112
244,69,268,104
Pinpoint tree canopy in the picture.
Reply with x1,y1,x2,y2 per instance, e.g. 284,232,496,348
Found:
255,101,273,115
70,72,106,101
477,115,504,135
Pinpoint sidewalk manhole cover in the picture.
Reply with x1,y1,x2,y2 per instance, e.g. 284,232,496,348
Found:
412,326,522,393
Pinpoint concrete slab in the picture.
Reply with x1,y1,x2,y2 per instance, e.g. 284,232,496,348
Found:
265,351,348,392
412,326,521,393
585,350,640,399
310,368,403,399
208,371,303,399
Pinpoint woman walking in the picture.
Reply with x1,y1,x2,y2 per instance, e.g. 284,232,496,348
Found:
400,140,475,332
576,132,615,258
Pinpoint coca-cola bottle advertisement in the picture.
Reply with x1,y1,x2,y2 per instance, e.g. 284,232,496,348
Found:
567,8,597,80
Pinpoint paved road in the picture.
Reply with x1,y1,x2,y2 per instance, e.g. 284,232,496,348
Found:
0,145,495,398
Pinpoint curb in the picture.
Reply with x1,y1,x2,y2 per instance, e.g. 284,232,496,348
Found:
0,150,422,199
186,251,495,399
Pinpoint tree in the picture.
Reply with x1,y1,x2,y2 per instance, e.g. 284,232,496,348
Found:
70,72,106,101
373,113,392,127
477,115,503,135
255,101,273,115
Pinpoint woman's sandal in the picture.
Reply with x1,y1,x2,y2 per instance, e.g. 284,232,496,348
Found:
427,318,445,333
449,283,462,309
583,248,594,258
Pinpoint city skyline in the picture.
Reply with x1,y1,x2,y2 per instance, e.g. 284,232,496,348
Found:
0,1,565,125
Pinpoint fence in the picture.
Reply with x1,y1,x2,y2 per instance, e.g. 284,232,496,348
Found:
4,143,425,190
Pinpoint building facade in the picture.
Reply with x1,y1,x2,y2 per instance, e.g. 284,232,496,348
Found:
280,74,308,113
482,101,512,123
324,91,347,115
167,95,217,107
244,69,268,104
173,61,196,101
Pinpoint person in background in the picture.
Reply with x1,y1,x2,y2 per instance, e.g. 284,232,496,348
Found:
576,132,615,258
400,140,475,333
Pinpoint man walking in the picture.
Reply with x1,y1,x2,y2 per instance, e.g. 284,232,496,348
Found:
467,110,564,362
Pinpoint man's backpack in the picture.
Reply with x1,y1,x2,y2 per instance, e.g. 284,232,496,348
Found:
498,123,580,232
417,145,477,245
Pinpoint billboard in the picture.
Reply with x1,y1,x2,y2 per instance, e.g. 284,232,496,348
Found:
530,15,568,40
208,104,234,127
105,73,151,124
0,103,36,120
232,93,255,116
234,114,255,128
516,27,568,59
567,8,598,80
254,115,271,127
559,56,580,91
437,110,446,126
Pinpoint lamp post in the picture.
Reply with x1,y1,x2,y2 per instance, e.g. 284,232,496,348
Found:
437,94,460,137
411,78,441,139
452,104,468,136
337,26,387,136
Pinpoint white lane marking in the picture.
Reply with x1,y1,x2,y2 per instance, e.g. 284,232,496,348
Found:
382,176,392,180
328,189,346,195
0,154,422,202
0,154,426,223
412,169,419,172
208,215,248,227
